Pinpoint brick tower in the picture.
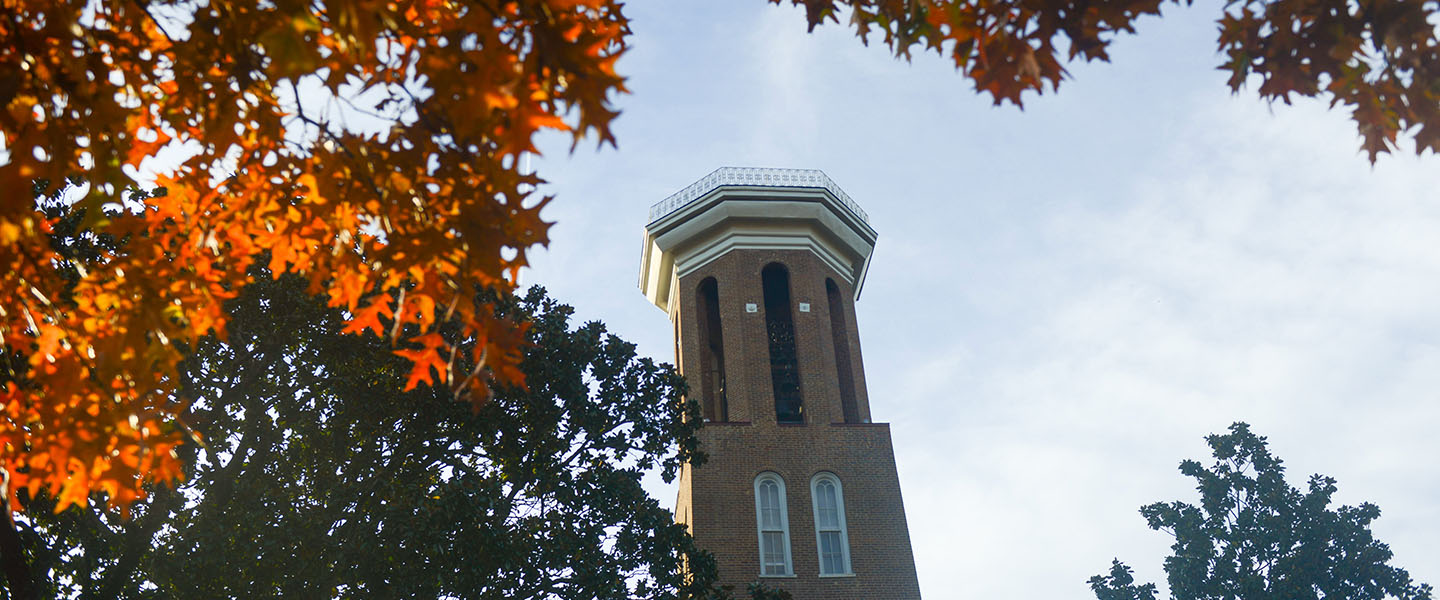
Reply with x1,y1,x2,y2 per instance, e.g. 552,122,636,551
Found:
639,168,922,599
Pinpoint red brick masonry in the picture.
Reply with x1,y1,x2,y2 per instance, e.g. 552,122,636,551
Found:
672,249,923,600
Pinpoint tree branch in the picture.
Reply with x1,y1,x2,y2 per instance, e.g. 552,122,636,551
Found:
0,501,35,600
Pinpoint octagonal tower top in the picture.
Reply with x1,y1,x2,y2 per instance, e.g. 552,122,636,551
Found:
638,167,877,313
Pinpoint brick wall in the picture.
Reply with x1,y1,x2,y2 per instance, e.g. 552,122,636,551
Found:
673,248,922,600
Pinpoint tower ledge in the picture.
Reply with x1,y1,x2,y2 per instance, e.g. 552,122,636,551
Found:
638,167,878,313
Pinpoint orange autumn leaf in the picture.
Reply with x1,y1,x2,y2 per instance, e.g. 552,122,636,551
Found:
394,332,449,392
341,296,396,337
30,324,66,365
774,0,1439,161
1,0,623,514
4,0,1432,521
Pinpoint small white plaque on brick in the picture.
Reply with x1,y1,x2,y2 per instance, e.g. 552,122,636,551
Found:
798,302,811,312
745,303,758,313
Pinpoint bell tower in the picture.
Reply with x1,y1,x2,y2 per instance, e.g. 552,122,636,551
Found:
639,168,922,599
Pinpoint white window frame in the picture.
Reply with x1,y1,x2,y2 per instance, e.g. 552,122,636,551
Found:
810,472,853,576
753,472,794,577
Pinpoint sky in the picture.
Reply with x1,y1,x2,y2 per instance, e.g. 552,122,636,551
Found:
520,3,1440,599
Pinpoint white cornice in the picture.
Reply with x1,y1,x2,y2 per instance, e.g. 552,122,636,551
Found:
648,167,869,225
638,175,877,313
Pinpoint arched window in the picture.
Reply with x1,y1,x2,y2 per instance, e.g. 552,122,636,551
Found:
696,277,727,421
754,472,793,576
762,263,802,423
810,472,852,576
826,279,860,423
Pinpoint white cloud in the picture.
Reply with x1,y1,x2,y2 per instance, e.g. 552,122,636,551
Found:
523,4,1440,598
885,90,1440,598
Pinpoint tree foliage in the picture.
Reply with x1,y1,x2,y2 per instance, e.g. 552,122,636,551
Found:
778,0,1440,160
5,277,725,599
1089,423,1433,600
2,0,1437,516
1,0,625,513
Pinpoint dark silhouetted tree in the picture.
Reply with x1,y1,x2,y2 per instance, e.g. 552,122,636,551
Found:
7,277,731,599
1090,423,1432,600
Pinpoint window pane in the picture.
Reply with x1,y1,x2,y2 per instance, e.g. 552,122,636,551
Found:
818,504,838,529
816,481,839,528
817,481,835,509
820,531,843,574
757,476,791,575
762,531,786,574
759,481,780,529
813,479,847,575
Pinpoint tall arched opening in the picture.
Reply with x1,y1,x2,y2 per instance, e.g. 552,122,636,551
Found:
827,278,860,423
763,263,802,423
697,277,728,421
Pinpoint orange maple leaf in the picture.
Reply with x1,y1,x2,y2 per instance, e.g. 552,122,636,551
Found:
394,333,448,391
342,296,395,337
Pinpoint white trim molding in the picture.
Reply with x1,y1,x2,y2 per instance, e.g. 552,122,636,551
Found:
754,472,795,577
648,167,869,225
810,472,853,576
639,180,878,314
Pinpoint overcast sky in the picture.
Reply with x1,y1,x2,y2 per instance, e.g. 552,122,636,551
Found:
521,3,1440,598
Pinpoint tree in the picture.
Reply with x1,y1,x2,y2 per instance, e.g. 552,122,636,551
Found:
1089,423,1434,600
3,0,1437,516
5,276,725,599
2,0,618,514
777,0,1440,161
